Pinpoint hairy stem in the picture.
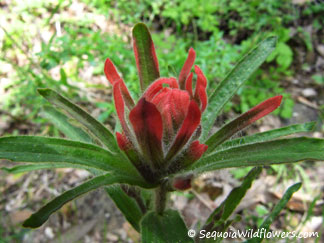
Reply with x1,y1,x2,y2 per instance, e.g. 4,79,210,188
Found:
154,182,168,215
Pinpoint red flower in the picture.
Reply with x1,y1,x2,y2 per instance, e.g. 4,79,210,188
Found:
105,46,208,181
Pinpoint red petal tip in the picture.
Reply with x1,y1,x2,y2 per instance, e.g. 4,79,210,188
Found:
189,140,208,160
194,66,208,112
254,95,282,115
104,58,122,85
179,48,196,89
116,132,130,151
143,77,178,101
274,95,283,106
173,178,192,190
194,65,207,88
247,95,283,124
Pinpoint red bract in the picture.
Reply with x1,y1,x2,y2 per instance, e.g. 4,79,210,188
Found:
172,176,192,191
104,26,283,185
105,43,208,182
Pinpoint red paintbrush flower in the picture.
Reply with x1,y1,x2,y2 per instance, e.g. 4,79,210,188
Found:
105,43,207,182
104,24,282,185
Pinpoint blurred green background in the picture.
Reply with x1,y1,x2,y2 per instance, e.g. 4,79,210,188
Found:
1,0,323,137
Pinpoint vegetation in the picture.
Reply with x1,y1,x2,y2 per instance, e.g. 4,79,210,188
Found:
1,0,323,242
1,0,323,133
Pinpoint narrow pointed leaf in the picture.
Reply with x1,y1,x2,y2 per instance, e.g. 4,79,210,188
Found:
189,137,324,174
133,23,160,91
105,186,143,232
218,122,316,151
201,168,261,242
167,65,177,77
206,96,282,153
246,183,302,243
204,167,261,227
38,89,119,153
0,136,139,176
1,163,91,174
23,173,139,228
42,106,93,143
141,210,193,243
201,37,277,140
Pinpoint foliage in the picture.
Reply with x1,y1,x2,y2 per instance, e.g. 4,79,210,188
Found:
246,183,302,243
1,1,137,133
101,0,322,117
0,222,30,243
2,0,323,134
1,23,324,242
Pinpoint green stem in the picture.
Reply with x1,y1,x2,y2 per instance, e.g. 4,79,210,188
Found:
154,183,168,215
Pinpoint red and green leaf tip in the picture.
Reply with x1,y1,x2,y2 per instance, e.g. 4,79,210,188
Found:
104,23,282,187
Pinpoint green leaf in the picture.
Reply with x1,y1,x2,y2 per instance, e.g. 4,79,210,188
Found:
205,96,282,153
105,186,143,232
246,183,302,243
132,23,160,91
1,163,90,174
201,168,261,242
59,68,68,85
167,64,177,77
275,42,293,69
44,106,151,232
38,89,118,153
141,210,193,243
42,106,93,143
23,173,137,228
0,136,138,176
189,137,324,174
201,37,277,140
217,122,316,151
204,167,262,228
